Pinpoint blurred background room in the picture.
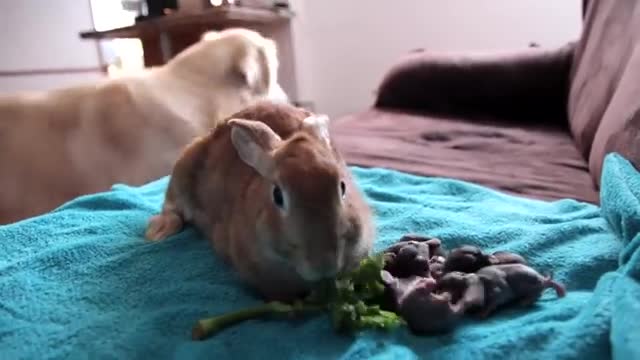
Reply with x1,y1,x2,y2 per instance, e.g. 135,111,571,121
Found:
0,0,582,118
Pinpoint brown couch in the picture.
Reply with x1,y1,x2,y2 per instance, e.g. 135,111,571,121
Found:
330,0,640,204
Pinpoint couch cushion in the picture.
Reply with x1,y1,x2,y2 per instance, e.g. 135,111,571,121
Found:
330,109,599,203
569,0,640,185
374,44,575,126
589,47,640,187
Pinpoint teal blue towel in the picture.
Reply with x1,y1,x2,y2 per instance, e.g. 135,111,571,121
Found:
1,153,639,359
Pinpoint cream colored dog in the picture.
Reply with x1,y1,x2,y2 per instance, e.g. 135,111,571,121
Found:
0,28,289,224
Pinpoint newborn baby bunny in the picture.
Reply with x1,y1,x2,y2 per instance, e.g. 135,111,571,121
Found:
443,263,566,318
437,271,485,307
443,245,528,274
381,270,465,334
475,264,566,317
429,255,446,280
144,101,376,301
397,234,446,258
382,235,444,278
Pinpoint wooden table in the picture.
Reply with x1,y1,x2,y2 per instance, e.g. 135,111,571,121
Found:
79,5,293,67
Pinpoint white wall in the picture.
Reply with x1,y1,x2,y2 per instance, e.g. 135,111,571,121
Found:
0,73,104,94
0,0,104,94
0,0,584,116
288,0,584,118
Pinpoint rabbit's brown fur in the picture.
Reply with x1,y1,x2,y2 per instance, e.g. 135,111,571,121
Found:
146,101,376,301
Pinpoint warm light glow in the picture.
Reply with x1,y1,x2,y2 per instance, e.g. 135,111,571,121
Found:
89,0,145,77
210,0,235,6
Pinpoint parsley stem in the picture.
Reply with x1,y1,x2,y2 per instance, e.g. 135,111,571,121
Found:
192,301,324,340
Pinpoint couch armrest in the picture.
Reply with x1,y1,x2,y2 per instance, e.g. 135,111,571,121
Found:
374,42,576,124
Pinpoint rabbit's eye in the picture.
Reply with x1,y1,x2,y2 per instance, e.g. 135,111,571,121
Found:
272,185,284,208
340,181,346,199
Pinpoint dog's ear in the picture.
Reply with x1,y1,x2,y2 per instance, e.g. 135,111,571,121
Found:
233,47,270,95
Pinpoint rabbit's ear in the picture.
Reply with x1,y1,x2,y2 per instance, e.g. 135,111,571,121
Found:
302,114,331,146
228,118,281,177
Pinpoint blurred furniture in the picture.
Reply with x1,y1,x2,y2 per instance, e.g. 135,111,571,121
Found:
330,0,640,204
79,4,293,67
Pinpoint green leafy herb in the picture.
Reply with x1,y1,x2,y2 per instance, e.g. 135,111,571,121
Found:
191,253,405,340
322,254,405,333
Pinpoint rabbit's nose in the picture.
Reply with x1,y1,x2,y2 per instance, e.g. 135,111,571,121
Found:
300,255,341,281
314,258,339,276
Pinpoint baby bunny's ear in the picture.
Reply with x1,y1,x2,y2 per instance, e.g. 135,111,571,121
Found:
302,114,331,146
228,118,281,177
380,270,398,288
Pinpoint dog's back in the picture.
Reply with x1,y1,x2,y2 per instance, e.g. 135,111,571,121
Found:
0,79,168,223
0,28,288,224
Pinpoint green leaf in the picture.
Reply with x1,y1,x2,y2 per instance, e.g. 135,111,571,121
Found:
320,253,405,333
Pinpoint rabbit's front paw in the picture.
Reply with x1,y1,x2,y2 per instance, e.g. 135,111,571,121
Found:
145,212,183,241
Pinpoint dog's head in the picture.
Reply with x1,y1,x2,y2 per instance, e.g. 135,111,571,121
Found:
168,27,289,105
